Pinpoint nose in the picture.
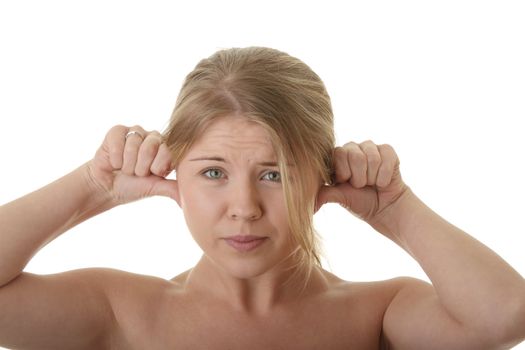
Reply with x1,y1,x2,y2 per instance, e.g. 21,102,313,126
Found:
227,180,263,221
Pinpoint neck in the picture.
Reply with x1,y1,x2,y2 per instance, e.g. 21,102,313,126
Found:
184,254,327,315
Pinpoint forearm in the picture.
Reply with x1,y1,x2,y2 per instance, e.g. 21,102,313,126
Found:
375,189,525,331
0,163,114,286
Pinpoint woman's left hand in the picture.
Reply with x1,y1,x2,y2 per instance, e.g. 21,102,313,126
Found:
315,141,410,229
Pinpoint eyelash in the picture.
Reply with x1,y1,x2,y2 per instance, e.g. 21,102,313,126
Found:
201,168,281,182
202,169,224,180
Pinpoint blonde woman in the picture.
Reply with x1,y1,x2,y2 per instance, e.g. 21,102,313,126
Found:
1,47,524,349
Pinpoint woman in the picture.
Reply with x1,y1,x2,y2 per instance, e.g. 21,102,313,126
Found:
0,47,524,349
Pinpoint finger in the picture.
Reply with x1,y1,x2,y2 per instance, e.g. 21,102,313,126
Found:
122,125,147,175
345,141,367,188
333,146,351,183
150,143,174,177
135,131,162,176
376,144,398,188
360,140,381,186
105,125,128,170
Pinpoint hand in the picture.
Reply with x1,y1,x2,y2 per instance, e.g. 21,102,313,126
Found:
86,125,178,205
315,141,410,230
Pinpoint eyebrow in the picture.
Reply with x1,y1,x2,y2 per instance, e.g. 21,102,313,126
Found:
189,156,279,167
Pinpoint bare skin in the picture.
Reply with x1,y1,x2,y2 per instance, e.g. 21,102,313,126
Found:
1,116,525,349
102,266,401,350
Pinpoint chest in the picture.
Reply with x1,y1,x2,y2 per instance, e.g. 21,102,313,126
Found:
114,294,386,350
165,314,381,350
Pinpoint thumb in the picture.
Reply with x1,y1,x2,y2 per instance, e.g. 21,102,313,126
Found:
315,184,348,213
149,178,180,203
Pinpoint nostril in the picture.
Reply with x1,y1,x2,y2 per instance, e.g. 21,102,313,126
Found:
228,204,263,221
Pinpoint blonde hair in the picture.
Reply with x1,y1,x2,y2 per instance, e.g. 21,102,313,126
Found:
163,47,334,285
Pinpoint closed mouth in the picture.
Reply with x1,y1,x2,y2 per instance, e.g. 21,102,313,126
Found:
223,235,268,252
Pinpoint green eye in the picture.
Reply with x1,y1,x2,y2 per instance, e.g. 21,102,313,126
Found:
263,171,281,182
203,169,223,179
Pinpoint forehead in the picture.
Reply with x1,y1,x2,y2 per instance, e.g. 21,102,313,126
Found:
186,115,276,157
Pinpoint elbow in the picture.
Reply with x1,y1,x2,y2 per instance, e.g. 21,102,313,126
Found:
508,295,525,346
467,284,525,349
487,291,525,348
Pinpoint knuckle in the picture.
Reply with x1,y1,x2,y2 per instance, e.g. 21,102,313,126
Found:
349,150,366,165
367,153,381,166
334,149,347,167
361,139,375,147
123,147,137,159
121,165,135,176
109,147,123,159
152,163,169,177
149,130,162,139
380,143,396,154
110,124,126,133
351,176,367,188
377,173,391,188
151,158,171,175
342,142,359,153
107,125,127,141
141,141,158,159
135,166,149,177
333,146,345,158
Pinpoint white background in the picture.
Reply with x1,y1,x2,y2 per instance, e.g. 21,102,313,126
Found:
0,1,524,348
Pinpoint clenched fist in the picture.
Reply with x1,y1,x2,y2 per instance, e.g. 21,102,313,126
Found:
87,125,179,205
316,141,410,230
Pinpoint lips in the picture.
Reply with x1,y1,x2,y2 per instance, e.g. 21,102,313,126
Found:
223,235,268,252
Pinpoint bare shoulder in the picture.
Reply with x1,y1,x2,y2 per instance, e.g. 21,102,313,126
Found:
343,275,432,318
328,274,430,320
89,269,428,350
94,267,181,316
315,271,400,320
0,267,178,350
88,268,183,349
321,270,420,302
300,271,426,348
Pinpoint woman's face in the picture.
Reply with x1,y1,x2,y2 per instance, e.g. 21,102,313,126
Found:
174,115,296,279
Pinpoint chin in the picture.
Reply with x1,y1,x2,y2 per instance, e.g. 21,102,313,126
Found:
198,239,295,280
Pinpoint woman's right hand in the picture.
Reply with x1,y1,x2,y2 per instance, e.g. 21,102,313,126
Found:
86,125,179,205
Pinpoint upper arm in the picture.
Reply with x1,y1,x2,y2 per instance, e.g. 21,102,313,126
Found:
0,268,115,350
382,277,499,350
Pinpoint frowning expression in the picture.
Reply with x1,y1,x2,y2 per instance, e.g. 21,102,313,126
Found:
174,115,296,278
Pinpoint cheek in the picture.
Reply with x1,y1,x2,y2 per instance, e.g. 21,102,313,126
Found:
180,186,221,229
264,193,290,230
